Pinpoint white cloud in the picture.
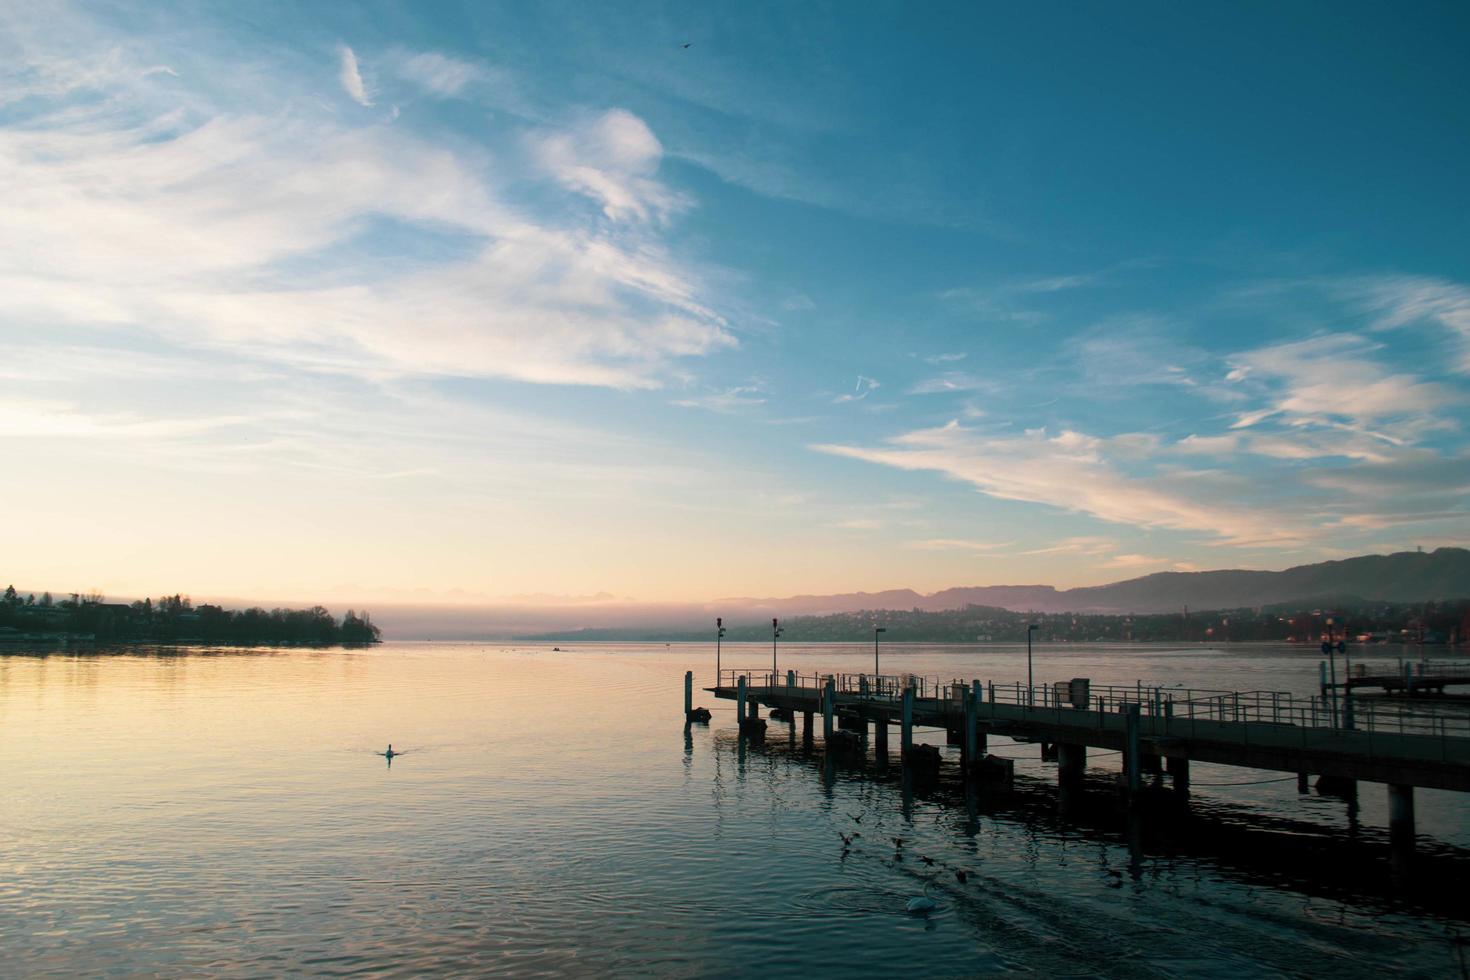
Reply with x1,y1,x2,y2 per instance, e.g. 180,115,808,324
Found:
337,45,372,106
532,108,688,223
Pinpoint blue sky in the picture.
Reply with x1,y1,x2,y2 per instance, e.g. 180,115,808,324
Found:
2,1,1468,603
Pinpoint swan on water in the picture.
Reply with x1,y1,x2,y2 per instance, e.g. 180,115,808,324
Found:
905,880,937,914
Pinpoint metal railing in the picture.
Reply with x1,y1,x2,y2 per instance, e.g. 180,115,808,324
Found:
713,668,1470,741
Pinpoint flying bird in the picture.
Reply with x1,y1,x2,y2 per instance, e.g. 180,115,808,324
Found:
682,42,692,48
848,813,863,824
954,869,968,884
920,855,935,867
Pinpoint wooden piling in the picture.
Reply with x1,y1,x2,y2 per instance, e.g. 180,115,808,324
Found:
822,678,835,742
1058,742,1086,787
901,685,914,757
1124,703,1142,797
963,686,978,771
1167,756,1190,798
737,675,747,723
684,670,693,716
875,717,888,760
1388,783,1415,852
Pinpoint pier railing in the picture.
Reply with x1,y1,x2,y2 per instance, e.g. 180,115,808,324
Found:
714,669,1470,740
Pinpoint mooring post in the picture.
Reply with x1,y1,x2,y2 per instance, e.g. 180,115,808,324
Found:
802,710,813,742
1297,771,1310,793
1388,783,1415,852
822,678,835,741
1124,702,1142,797
875,715,889,760
684,670,693,716
901,685,914,757
737,674,747,723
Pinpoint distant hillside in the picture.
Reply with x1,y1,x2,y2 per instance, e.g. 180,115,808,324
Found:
717,548,1470,617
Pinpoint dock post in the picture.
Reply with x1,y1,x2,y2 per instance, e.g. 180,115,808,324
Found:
737,674,747,723
1297,771,1309,792
901,685,914,757
1167,756,1190,798
1124,703,1142,797
802,710,813,744
822,678,835,742
875,716,888,761
1388,783,1415,852
684,670,693,717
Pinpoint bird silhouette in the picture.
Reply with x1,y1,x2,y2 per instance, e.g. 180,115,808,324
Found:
682,42,692,48
920,855,935,866
891,837,904,848
839,832,859,846
954,869,968,884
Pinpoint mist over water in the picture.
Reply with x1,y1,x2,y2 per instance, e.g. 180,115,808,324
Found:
1,642,1466,977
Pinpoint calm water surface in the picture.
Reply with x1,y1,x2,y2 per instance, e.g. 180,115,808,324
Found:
2,642,1468,977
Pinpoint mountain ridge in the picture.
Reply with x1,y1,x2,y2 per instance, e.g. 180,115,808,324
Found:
710,548,1470,617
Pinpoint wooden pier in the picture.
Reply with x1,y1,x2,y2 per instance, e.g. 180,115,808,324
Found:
1329,659,1470,696
685,667,1470,857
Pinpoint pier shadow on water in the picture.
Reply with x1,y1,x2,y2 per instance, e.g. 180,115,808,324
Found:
710,718,1470,927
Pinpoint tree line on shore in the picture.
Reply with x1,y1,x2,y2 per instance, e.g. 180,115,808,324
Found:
525,598,1470,644
0,586,381,645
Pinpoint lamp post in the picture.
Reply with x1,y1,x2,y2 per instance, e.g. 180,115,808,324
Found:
873,626,887,676
772,617,782,684
1026,623,1040,706
716,616,725,682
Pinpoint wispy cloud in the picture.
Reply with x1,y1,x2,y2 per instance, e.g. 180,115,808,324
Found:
672,385,767,413
337,45,372,106
0,36,732,391
904,538,1013,553
1225,333,1456,433
833,375,881,404
814,422,1305,546
908,372,994,395
1348,275,1470,374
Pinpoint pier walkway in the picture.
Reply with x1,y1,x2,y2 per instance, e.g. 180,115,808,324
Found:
688,667,1470,853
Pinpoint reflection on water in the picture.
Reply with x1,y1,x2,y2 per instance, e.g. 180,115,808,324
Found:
0,642,1466,977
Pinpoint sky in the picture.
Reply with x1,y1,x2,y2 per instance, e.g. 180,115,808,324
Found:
2,1,1468,606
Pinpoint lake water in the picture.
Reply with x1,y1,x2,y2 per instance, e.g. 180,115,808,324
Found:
2,642,1468,977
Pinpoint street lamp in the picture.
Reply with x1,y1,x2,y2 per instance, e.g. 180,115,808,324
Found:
772,617,782,683
716,616,725,681
1026,623,1040,706
873,626,887,676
